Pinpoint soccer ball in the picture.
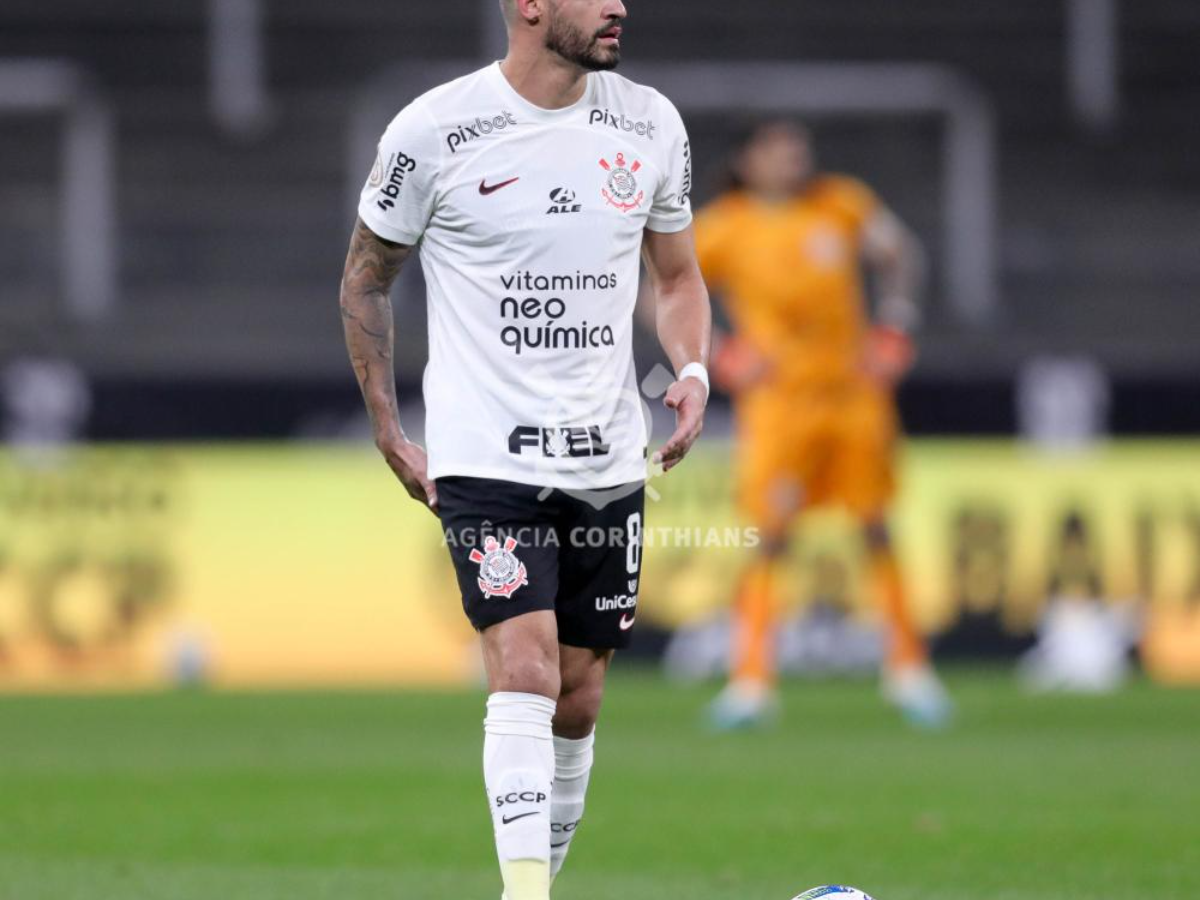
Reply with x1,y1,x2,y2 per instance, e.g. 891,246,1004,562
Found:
791,887,875,900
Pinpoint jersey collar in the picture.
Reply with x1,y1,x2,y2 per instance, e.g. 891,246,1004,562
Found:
488,61,597,123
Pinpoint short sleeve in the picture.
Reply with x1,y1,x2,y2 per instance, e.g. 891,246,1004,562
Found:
357,101,442,245
820,175,881,239
646,96,694,234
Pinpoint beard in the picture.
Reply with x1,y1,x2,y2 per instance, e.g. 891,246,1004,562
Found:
544,13,621,71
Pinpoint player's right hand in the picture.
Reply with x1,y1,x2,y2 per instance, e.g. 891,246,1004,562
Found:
376,435,439,514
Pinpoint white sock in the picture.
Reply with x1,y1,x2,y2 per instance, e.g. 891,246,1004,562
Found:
483,692,556,900
549,730,595,881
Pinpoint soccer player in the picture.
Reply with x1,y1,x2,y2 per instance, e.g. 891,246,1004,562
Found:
339,2,711,898
693,120,951,728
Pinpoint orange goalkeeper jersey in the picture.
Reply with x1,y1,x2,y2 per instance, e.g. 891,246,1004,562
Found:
694,175,880,388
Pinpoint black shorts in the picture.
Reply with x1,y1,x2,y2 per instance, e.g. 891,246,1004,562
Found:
436,476,645,649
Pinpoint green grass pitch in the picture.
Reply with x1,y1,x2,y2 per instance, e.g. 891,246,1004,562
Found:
1,670,1196,899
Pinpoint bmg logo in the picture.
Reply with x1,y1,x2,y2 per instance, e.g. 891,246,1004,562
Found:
376,151,417,211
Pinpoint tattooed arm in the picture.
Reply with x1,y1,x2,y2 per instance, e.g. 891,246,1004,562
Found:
340,217,438,512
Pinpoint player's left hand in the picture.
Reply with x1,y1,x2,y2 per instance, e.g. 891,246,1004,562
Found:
654,377,707,472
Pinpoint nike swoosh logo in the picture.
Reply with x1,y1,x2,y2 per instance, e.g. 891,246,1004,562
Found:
550,840,571,848
501,811,539,825
619,612,636,631
479,177,520,195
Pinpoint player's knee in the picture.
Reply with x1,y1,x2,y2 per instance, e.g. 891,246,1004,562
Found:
554,681,603,738
492,653,561,700
759,533,789,558
766,478,804,520
863,519,891,552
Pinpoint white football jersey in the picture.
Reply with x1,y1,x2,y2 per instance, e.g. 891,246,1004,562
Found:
358,62,693,490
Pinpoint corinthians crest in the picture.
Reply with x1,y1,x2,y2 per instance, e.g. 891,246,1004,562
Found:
599,152,645,213
545,428,571,458
469,535,529,599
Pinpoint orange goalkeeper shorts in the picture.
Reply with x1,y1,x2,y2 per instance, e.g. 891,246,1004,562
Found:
733,377,899,534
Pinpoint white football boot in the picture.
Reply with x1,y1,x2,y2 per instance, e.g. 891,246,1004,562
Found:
706,680,780,731
882,663,954,729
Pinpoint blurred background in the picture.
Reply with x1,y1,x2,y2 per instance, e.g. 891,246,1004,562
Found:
3,5,1200,900
1,0,1199,691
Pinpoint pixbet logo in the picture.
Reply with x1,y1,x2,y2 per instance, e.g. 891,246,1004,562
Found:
589,108,656,139
546,187,581,215
447,111,518,153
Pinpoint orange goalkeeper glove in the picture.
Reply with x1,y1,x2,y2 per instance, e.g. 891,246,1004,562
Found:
862,324,916,387
711,333,771,394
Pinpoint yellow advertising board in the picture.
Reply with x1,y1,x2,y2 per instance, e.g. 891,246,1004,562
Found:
628,440,1200,637
1,440,1198,690
0,446,479,689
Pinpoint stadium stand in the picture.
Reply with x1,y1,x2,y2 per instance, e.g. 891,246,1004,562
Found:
1,0,1197,382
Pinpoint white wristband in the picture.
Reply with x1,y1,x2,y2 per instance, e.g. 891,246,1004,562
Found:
678,362,710,401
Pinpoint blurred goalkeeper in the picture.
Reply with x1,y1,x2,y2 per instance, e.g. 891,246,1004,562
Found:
694,120,952,728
